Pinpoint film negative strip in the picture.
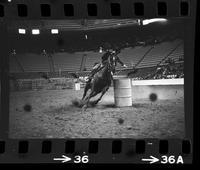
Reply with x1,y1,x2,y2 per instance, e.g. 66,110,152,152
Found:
0,0,196,165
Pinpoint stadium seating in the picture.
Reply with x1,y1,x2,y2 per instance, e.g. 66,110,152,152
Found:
52,52,82,72
84,51,102,70
9,39,184,79
11,53,50,72
163,42,184,64
116,46,152,69
138,39,183,68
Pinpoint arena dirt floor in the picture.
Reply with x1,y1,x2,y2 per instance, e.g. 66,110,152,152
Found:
9,88,185,138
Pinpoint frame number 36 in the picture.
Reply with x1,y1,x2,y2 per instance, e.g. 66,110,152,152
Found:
74,155,89,163
161,155,183,164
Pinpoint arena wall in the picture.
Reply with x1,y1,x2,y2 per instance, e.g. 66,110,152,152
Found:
10,77,184,101
131,78,184,100
9,78,81,91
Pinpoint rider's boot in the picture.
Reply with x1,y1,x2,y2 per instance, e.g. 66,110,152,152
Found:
86,75,92,84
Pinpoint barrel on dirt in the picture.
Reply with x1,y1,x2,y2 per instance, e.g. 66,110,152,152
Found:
113,78,132,107
74,82,81,90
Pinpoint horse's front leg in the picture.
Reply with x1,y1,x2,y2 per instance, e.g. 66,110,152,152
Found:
82,90,97,111
82,82,90,100
93,86,109,105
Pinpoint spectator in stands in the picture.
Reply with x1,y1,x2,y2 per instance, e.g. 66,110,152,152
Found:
179,56,183,61
127,65,138,77
165,58,175,65
131,60,184,80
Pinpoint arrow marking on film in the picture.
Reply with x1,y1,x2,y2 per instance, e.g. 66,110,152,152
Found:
53,155,72,163
141,156,159,164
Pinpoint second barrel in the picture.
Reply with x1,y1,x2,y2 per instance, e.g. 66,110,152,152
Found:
113,78,132,107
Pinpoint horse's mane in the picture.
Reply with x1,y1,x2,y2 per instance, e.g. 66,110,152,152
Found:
93,61,112,79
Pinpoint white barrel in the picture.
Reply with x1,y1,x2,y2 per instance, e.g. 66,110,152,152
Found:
74,83,80,90
113,78,132,107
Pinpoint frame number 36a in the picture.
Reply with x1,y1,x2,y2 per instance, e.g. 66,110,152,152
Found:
74,155,89,163
161,155,184,164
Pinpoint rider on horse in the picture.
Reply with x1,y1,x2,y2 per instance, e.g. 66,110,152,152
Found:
86,48,127,82
108,48,128,74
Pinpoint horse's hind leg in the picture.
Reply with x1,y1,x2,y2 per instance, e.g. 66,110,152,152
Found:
82,90,97,111
82,88,87,100
94,86,109,105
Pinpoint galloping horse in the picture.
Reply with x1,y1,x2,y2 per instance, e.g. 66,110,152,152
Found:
81,58,114,110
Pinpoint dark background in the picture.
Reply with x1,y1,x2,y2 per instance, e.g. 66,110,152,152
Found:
8,19,184,53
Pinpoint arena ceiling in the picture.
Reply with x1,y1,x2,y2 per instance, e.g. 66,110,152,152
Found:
8,19,139,31
7,19,184,53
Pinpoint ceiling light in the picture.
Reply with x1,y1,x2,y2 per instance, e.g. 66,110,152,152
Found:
32,29,40,35
18,28,26,34
142,18,167,25
51,29,59,34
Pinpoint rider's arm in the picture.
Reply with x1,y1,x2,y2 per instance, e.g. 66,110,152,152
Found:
116,56,127,67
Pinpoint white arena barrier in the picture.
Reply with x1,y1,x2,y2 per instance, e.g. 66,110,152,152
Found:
131,78,184,100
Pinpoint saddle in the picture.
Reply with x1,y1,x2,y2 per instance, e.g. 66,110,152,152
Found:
86,62,110,82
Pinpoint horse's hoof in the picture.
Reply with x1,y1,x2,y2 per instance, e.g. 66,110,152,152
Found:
94,101,99,105
81,109,85,114
82,105,87,112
